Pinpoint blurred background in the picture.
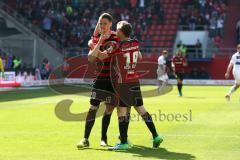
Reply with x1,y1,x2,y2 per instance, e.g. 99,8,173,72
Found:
0,0,239,86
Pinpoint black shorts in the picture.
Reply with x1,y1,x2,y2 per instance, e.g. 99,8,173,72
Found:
176,73,184,81
116,81,144,107
90,79,117,106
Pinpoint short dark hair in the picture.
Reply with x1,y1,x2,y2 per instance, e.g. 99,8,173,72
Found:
120,23,132,37
100,13,113,22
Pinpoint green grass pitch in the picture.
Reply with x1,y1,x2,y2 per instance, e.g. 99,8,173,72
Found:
0,85,239,160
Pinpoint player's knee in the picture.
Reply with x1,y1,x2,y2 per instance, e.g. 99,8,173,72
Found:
105,105,115,115
178,80,182,84
134,105,146,115
117,107,127,117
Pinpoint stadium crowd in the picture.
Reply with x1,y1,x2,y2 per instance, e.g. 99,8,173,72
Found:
12,0,164,49
0,48,52,80
237,19,240,44
179,0,228,39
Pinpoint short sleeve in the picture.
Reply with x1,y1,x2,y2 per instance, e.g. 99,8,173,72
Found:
158,57,165,65
230,55,235,64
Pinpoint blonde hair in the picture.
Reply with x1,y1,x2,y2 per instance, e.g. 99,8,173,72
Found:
117,21,129,30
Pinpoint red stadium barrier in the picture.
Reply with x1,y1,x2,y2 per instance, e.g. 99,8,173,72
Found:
66,56,232,80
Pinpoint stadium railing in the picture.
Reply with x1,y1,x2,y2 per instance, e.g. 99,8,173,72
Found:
178,25,208,31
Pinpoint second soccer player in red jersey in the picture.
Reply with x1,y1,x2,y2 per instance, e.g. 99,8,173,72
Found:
92,21,163,150
171,50,187,97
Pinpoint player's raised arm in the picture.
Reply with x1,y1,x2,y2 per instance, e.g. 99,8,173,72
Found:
88,39,101,62
88,34,110,62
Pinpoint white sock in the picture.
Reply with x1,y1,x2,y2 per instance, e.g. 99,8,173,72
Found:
158,81,167,93
227,85,237,96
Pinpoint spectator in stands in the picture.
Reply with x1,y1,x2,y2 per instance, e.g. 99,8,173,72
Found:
217,16,224,37
181,45,187,57
152,0,163,24
43,58,51,79
198,0,207,14
182,0,227,39
146,9,153,26
40,58,49,80
35,67,41,80
120,9,130,21
195,39,202,58
209,17,217,38
7,55,13,70
42,14,52,35
61,58,70,78
177,41,187,57
139,0,145,12
0,55,4,75
214,34,222,48
16,0,23,9
236,19,240,43
13,57,22,72
177,40,183,48
7,0,166,51
196,14,206,30
1,53,7,70
130,0,137,10
179,13,187,30
66,5,73,16
188,15,197,31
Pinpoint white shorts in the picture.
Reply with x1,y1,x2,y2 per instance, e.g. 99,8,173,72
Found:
233,72,240,84
158,74,168,82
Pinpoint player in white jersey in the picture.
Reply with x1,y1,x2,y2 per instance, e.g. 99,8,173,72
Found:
157,50,169,93
225,44,240,101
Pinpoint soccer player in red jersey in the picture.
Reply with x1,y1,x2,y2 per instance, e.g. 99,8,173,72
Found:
171,49,187,97
89,21,163,150
110,21,163,150
77,13,119,148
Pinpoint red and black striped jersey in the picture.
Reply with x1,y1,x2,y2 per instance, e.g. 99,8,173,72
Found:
111,39,140,84
171,55,187,73
91,31,120,80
